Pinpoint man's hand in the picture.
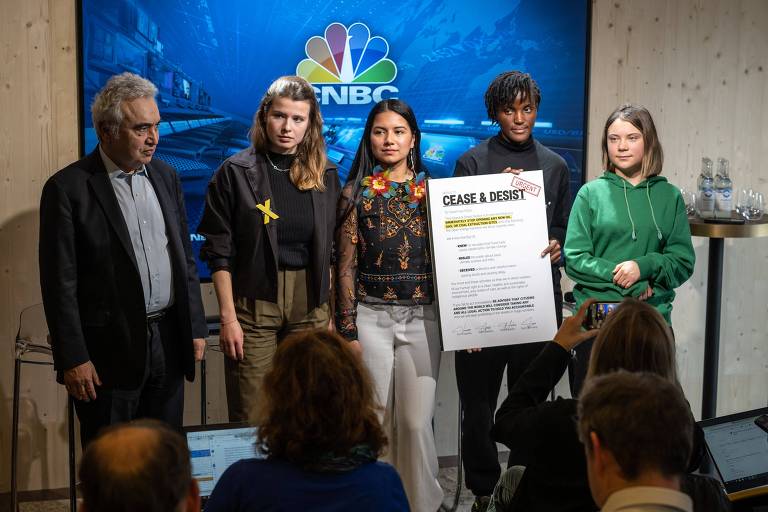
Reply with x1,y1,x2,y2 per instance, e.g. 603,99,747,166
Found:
612,260,640,289
193,338,206,362
63,361,101,401
638,286,654,301
502,167,523,175
219,320,244,361
553,299,599,352
541,239,561,263
466,347,482,353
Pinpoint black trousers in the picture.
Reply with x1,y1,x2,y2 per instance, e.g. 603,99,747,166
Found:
73,312,185,447
455,291,563,496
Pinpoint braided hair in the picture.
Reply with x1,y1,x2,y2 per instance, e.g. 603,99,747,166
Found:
484,71,541,121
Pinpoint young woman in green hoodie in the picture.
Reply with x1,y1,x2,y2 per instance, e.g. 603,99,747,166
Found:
564,104,695,394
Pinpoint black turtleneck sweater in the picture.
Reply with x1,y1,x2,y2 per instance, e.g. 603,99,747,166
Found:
265,151,314,269
453,134,572,288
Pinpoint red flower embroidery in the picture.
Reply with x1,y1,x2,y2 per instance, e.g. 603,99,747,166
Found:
362,167,396,198
406,172,427,208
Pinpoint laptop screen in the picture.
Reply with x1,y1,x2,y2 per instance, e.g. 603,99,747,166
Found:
185,424,264,498
700,407,768,494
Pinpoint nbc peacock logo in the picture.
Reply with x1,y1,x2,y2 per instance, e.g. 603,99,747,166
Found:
297,22,399,105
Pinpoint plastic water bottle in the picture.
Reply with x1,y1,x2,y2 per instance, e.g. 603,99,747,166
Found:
697,157,715,218
714,158,733,218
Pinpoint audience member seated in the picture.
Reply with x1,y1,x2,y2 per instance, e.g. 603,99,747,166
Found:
205,329,410,511
488,299,705,512
680,473,732,511
577,371,694,511
79,419,200,512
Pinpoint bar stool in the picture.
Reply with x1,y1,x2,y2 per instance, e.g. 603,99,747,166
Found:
10,304,77,512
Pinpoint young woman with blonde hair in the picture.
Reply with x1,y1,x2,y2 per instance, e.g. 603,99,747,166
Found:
198,76,339,423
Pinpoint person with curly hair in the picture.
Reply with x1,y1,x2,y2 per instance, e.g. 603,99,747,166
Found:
204,329,408,511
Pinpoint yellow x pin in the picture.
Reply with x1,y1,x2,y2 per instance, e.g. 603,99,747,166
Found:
256,199,279,224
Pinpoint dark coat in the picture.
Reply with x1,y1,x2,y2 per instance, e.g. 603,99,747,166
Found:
39,148,208,389
197,148,340,309
491,342,705,512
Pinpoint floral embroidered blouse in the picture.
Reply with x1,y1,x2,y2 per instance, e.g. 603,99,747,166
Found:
335,168,433,340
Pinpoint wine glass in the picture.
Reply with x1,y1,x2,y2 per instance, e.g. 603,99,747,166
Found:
736,188,751,218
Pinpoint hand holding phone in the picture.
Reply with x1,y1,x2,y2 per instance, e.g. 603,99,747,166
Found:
553,299,599,352
582,301,621,330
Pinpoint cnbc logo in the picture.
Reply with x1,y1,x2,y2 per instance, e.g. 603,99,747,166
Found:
296,22,399,105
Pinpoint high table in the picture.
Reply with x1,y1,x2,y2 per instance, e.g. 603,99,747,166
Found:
689,216,768,420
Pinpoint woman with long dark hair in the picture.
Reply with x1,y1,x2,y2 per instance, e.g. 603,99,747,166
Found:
335,99,443,511
488,299,711,512
198,76,339,423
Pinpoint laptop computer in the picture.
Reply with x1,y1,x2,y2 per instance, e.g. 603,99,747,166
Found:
699,406,768,500
184,423,264,507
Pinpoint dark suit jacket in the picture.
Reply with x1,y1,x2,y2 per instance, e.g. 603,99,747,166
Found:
39,148,208,389
198,148,340,310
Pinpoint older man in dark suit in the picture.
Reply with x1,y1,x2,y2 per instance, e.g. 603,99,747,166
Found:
39,72,207,446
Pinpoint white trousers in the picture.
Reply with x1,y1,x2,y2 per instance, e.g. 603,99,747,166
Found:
357,302,443,512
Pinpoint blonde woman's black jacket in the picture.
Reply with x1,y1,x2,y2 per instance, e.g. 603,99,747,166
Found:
198,148,339,309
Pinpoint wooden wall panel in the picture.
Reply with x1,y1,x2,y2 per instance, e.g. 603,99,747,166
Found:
0,0,766,492
1,0,79,493
587,0,768,420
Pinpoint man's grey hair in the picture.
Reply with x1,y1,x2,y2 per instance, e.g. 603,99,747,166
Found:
91,72,158,140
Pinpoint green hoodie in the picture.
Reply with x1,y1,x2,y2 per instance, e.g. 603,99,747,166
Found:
564,171,695,324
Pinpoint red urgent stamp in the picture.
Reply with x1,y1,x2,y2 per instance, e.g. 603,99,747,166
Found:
510,175,541,197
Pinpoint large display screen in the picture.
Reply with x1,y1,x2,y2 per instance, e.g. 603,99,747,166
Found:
78,0,590,280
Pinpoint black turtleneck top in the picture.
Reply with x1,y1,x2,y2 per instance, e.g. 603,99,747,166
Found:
453,133,572,289
265,151,314,269
459,134,548,178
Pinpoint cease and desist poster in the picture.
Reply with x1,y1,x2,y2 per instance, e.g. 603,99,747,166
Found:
427,171,557,351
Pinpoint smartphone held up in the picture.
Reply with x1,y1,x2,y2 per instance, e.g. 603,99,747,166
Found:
582,301,620,330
